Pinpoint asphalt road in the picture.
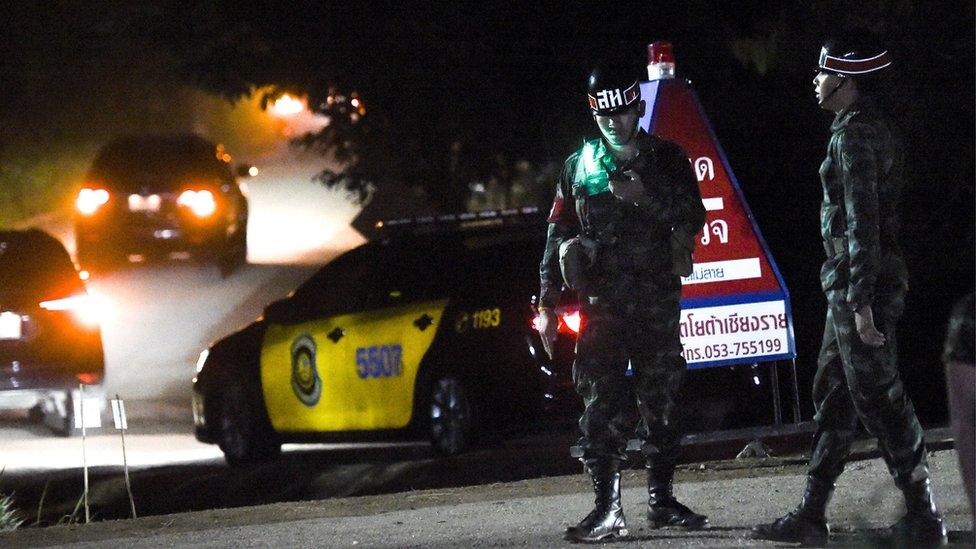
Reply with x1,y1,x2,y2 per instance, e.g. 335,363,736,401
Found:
0,159,364,468
2,449,971,547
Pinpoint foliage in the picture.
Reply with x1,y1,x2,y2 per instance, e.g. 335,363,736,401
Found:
0,492,24,532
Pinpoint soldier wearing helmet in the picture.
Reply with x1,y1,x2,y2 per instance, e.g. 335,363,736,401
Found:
753,37,948,546
538,59,707,542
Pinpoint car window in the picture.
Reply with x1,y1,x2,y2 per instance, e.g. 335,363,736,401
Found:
89,134,227,191
0,231,84,304
291,244,382,316
366,236,468,307
462,232,545,291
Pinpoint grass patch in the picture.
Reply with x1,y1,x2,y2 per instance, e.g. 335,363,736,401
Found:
0,492,24,532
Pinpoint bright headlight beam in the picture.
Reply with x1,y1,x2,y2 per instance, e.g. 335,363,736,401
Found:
269,94,305,117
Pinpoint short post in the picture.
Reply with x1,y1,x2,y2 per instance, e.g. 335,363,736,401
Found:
112,395,136,519
78,384,90,524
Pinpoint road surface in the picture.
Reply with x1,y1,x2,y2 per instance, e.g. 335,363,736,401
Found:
1,449,971,547
0,159,365,469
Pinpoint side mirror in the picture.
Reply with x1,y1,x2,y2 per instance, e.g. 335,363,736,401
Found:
236,164,258,178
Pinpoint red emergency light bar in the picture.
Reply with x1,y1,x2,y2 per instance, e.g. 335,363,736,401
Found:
647,41,676,81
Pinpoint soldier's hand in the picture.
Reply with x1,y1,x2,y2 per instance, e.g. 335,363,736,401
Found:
537,308,559,359
609,170,648,204
854,305,886,347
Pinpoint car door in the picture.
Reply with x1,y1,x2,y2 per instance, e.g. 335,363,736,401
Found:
259,246,379,433
336,240,450,429
259,241,450,433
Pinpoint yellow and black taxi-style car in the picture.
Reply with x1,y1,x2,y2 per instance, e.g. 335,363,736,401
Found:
192,209,779,465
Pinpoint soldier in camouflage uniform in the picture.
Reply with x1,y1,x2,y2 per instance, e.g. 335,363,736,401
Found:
754,39,948,546
538,62,707,542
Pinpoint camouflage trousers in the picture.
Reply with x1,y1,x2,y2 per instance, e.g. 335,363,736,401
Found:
573,285,687,474
807,288,929,488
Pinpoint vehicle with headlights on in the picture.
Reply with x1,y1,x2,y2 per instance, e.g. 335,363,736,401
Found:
74,133,249,275
192,209,782,465
0,229,105,435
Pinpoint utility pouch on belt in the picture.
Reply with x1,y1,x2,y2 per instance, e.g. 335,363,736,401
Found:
823,237,847,257
559,236,596,291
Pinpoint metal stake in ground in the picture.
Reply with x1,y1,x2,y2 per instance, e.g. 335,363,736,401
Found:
78,383,90,524
112,395,136,519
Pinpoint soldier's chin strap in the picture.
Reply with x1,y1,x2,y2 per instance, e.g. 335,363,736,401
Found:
820,76,847,106
602,119,640,156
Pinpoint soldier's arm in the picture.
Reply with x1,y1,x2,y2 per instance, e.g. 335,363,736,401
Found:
662,142,706,235
539,155,580,309
838,123,881,312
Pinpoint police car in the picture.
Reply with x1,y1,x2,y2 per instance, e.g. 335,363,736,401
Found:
192,209,776,465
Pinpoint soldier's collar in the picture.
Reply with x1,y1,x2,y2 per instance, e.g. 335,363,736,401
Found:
831,96,874,132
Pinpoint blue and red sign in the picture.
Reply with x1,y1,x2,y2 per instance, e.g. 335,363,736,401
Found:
641,78,796,368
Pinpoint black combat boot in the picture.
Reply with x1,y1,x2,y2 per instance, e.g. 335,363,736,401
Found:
646,465,708,529
565,469,628,542
889,478,948,547
752,476,832,546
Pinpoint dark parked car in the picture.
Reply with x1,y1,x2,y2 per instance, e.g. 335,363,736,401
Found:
192,210,781,465
75,133,249,274
0,229,105,434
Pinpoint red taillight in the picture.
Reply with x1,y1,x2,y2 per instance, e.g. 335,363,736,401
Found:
76,372,101,384
560,310,582,334
76,187,110,215
531,308,583,336
39,293,101,327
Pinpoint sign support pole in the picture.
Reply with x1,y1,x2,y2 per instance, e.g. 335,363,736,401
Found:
769,361,782,426
789,358,802,423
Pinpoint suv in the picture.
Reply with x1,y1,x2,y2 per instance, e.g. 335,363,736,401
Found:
75,134,249,274
192,210,779,464
0,229,105,434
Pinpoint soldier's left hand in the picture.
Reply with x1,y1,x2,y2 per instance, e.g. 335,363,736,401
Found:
609,170,649,204
854,305,886,347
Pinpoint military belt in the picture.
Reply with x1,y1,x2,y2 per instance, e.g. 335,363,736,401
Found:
823,237,848,257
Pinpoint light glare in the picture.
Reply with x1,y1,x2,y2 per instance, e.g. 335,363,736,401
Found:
76,188,110,215
178,189,217,217
270,94,305,117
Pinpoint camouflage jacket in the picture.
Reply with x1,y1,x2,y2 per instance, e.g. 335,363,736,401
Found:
539,131,705,309
819,97,906,312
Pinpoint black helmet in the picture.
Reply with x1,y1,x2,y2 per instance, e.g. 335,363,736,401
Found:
817,38,892,77
587,63,640,115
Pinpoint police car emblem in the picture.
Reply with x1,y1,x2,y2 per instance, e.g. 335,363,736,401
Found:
290,334,322,406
